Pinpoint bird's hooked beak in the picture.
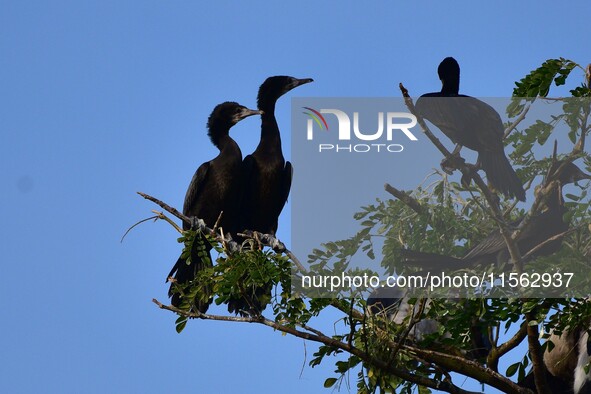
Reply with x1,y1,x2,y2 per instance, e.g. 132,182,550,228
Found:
554,163,591,206
238,108,264,120
288,77,314,91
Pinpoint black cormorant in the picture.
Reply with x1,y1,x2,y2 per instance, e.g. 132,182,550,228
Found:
228,76,313,316
240,75,313,235
402,161,591,270
415,57,526,201
167,102,261,313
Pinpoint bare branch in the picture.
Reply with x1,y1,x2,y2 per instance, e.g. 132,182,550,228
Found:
504,104,531,139
121,215,161,243
152,210,183,233
384,183,425,214
407,345,531,394
138,191,190,224
212,211,224,233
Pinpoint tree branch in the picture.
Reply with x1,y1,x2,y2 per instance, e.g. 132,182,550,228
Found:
525,312,551,394
488,321,528,372
137,192,307,272
153,298,477,394
384,183,425,214
406,345,531,394
504,104,531,139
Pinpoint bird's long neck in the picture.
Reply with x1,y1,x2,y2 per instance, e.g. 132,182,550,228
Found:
441,77,460,95
210,126,238,154
257,101,283,152
218,134,242,159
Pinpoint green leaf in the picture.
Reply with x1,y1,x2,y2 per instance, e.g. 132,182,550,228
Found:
513,58,579,98
324,377,338,388
175,318,187,333
506,362,520,377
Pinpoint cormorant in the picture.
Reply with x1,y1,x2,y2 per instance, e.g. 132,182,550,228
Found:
415,57,526,201
167,102,262,313
241,76,314,235
402,161,591,270
227,76,313,316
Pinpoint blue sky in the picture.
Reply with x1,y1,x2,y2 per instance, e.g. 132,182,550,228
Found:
2,1,591,393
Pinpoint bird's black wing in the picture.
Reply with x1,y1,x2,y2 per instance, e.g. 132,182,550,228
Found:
461,96,505,150
182,161,211,230
415,95,463,144
462,218,523,262
463,229,504,257
167,161,211,281
168,160,215,312
279,161,293,212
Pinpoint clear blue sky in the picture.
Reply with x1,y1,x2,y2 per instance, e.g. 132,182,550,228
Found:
1,1,590,393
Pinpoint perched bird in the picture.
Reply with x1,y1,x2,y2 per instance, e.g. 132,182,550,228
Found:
240,76,314,235
167,102,261,313
228,76,313,316
402,161,591,271
415,57,526,201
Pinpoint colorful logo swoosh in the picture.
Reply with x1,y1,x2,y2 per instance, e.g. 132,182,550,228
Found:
302,107,329,130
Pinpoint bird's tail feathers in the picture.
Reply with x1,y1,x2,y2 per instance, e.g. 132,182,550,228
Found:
479,151,526,202
168,234,213,313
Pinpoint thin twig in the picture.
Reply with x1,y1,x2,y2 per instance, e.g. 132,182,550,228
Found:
212,211,224,233
152,210,183,233
121,215,160,242
504,104,531,139
384,183,425,214
138,191,190,224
